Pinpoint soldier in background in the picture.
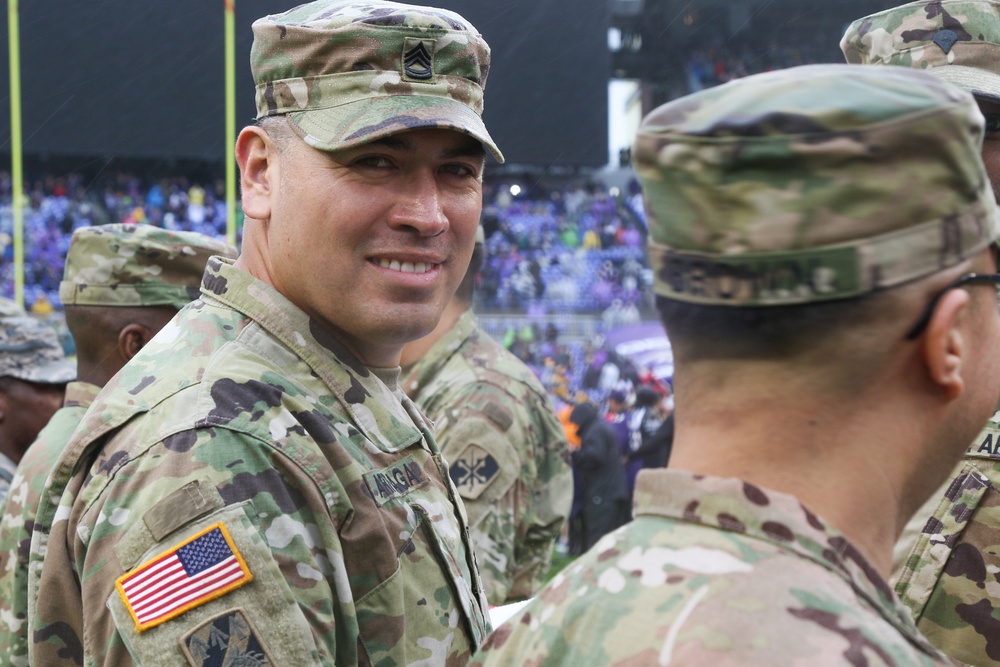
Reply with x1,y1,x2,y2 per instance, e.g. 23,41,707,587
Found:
0,315,74,502
842,3,1000,663
0,298,25,318
399,228,572,606
26,1,502,665
0,223,236,666
472,64,1000,665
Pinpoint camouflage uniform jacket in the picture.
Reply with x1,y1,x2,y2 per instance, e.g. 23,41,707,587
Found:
400,311,572,605
893,414,1000,666
0,453,15,505
0,381,100,667
26,257,490,667
471,469,953,666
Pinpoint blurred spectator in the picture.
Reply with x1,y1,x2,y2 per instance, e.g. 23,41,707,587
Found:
568,400,628,554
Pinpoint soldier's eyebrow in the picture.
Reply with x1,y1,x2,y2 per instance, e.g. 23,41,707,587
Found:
364,135,486,160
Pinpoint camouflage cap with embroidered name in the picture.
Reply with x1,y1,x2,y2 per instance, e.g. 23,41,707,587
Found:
59,224,238,310
0,315,74,384
841,0,1000,103
251,0,503,162
633,63,997,306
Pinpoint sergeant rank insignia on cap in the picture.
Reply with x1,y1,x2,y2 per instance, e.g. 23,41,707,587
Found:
934,28,959,53
116,523,253,632
403,38,434,80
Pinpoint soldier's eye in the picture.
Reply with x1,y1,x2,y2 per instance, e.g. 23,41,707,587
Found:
984,113,1000,134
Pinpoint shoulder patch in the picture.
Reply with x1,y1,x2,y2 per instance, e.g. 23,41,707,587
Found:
449,443,501,500
180,608,276,667
116,522,254,632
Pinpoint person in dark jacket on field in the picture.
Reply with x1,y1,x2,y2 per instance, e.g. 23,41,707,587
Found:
569,401,629,551
629,411,674,470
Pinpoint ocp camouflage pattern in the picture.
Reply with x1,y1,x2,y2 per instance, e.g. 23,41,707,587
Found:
27,258,490,666
472,470,952,666
401,310,572,605
894,409,1000,666
0,456,15,510
59,223,237,310
841,0,1000,102
251,0,503,161
632,64,997,306
0,381,100,667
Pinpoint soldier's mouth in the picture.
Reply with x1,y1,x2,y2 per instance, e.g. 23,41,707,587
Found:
374,259,438,274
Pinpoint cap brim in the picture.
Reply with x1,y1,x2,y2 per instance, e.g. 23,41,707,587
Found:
929,65,1000,104
287,95,504,163
7,357,76,384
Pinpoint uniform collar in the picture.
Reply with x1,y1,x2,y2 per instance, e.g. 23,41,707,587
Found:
400,309,477,400
633,469,945,659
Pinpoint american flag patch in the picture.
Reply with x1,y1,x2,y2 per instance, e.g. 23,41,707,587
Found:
116,522,253,632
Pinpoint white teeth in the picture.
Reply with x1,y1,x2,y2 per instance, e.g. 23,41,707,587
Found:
375,259,434,274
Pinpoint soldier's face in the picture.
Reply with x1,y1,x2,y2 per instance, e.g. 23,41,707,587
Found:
267,128,484,366
0,379,64,460
961,248,1000,436
977,99,1000,201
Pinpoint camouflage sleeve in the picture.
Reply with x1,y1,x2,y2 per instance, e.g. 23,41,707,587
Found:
0,473,33,667
40,427,332,667
0,455,16,506
0,401,90,667
438,383,571,606
893,454,1000,666
505,394,571,602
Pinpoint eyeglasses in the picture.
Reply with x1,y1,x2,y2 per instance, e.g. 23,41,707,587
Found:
905,272,1000,340
985,113,1000,135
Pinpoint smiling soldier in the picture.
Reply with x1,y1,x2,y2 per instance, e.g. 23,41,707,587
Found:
26,1,503,665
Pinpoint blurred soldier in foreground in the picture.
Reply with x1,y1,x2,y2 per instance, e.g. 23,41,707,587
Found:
843,3,1000,663
472,64,1000,665
0,223,236,666
0,316,73,502
399,229,572,606
27,0,502,665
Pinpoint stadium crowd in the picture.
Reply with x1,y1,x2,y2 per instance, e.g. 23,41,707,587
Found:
7,0,998,663
0,169,662,407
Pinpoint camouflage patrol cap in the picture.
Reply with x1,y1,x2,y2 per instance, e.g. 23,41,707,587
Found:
251,0,504,162
633,64,998,306
59,224,238,310
0,316,74,384
842,0,1000,103
0,298,25,318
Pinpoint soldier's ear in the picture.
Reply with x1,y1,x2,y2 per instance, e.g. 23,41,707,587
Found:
236,125,275,222
118,324,153,363
922,287,972,400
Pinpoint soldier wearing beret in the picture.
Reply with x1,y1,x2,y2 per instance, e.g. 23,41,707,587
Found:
399,230,572,606
473,64,1000,665
27,1,501,665
0,223,236,666
0,315,73,503
843,4,1000,663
